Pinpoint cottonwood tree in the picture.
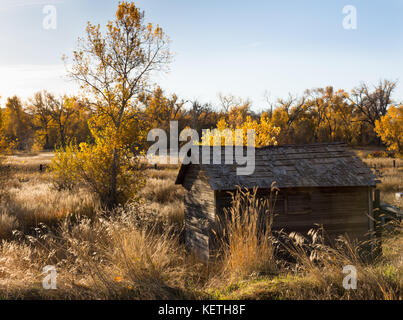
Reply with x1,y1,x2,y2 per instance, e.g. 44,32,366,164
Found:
375,105,403,155
273,94,307,144
188,100,219,134
54,2,171,208
217,95,253,129
29,91,91,150
200,113,280,147
2,96,33,150
349,80,397,127
0,96,14,157
140,87,184,131
29,92,76,149
28,91,53,150
305,87,357,143
47,95,79,150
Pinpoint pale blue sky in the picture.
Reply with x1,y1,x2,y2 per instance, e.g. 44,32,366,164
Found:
0,0,402,110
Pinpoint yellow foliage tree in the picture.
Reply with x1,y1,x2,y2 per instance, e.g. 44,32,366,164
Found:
200,113,280,147
0,96,16,157
28,91,92,151
374,105,403,156
2,96,32,150
51,2,170,208
141,87,184,130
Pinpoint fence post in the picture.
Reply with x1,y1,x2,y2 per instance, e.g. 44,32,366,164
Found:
372,189,382,259
374,189,380,209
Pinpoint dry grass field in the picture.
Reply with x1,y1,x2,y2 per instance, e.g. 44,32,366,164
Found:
362,158,402,208
0,152,401,300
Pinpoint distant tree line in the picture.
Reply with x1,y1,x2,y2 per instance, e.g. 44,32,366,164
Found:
0,79,401,153
140,79,402,150
0,92,92,151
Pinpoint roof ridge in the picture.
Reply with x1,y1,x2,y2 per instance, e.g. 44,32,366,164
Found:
258,142,347,149
191,142,347,150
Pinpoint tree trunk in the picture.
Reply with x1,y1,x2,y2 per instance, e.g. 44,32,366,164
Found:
60,130,66,149
44,132,50,150
106,148,119,209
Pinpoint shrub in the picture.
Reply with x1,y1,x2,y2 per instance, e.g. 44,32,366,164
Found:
49,145,77,191
50,142,145,208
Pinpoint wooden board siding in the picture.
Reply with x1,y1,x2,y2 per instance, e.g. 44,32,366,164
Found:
215,187,371,241
182,165,215,262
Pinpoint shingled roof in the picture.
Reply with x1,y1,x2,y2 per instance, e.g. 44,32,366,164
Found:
175,142,377,190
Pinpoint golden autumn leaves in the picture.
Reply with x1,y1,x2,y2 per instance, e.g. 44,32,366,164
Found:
375,105,403,156
200,113,280,147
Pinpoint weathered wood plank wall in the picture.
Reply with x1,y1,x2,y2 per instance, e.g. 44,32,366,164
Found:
215,186,371,241
182,165,215,262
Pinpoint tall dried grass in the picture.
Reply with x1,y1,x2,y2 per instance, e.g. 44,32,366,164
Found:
0,164,99,240
138,171,185,232
362,158,402,209
0,182,98,236
140,177,184,204
217,186,278,282
275,224,402,300
0,203,205,299
55,210,194,299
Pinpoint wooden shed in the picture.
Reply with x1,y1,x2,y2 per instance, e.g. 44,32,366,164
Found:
175,142,377,261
